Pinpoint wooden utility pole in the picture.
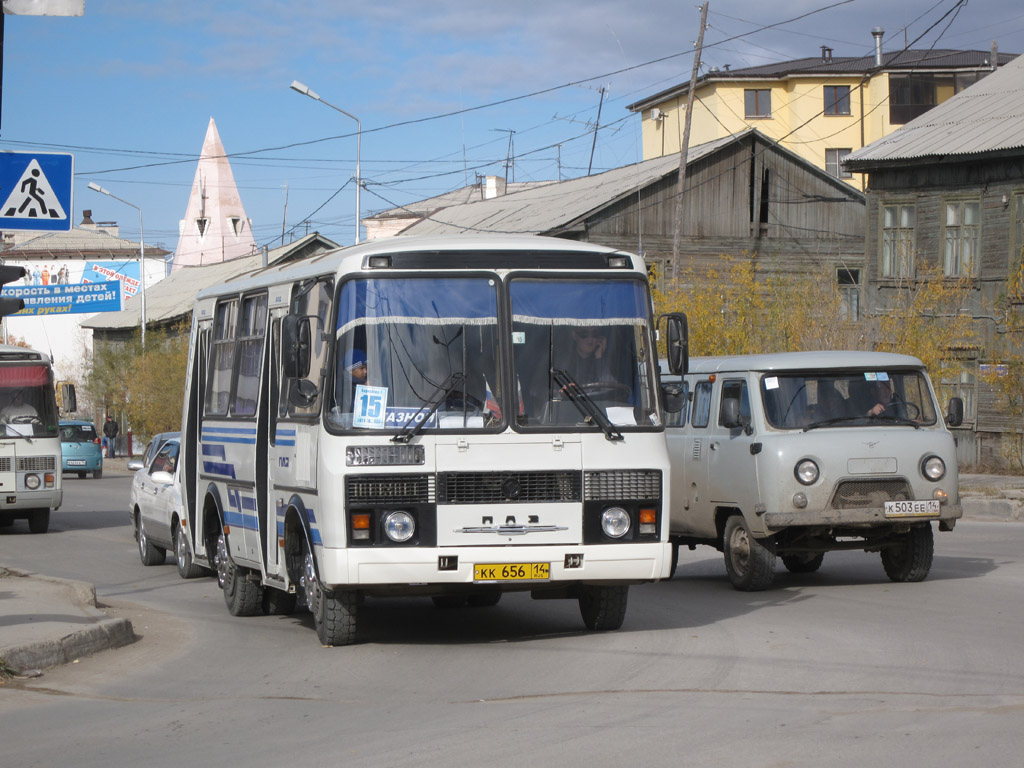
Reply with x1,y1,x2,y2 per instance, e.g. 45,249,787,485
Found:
671,1,709,278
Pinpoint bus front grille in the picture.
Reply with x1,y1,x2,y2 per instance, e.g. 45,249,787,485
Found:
437,471,582,504
830,479,912,509
0,458,10,472
18,456,55,472
346,474,435,505
585,470,662,501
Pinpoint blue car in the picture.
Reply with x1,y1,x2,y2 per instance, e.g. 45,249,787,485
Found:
60,420,104,479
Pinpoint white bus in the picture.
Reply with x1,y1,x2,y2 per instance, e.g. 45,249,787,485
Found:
178,235,684,645
0,345,71,534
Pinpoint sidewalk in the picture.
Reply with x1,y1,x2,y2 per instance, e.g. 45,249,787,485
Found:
2,473,1023,676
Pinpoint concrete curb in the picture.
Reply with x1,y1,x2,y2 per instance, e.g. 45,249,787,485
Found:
0,566,136,675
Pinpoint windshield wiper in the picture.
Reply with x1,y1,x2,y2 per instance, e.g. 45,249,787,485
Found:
869,414,921,429
804,414,920,431
551,369,623,442
803,416,863,431
391,372,465,444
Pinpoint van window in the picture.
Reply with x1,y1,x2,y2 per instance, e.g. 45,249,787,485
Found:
718,379,750,426
692,380,713,428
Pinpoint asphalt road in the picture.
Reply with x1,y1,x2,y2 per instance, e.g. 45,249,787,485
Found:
2,472,1023,767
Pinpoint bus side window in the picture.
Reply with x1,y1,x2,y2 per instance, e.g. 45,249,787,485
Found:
284,277,334,418
691,380,713,428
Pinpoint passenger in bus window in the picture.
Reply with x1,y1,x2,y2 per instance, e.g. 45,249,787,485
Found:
566,327,613,386
0,389,38,424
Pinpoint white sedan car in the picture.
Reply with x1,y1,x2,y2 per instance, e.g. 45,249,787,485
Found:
128,437,207,578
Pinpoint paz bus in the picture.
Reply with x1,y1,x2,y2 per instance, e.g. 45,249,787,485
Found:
0,344,74,533
178,235,685,646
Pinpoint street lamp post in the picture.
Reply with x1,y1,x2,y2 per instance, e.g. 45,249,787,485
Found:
290,80,362,245
87,182,147,346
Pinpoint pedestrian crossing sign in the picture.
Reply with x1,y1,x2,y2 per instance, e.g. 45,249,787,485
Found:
0,151,73,232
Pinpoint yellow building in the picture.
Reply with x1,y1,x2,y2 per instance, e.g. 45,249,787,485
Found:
627,38,1016,190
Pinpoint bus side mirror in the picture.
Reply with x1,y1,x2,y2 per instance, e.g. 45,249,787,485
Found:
662,382,684,414
57,382,76,413
282,315,311,379
946,396,964,427
660,313,689,376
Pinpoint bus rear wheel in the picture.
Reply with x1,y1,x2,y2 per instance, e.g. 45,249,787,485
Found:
302,544,357,646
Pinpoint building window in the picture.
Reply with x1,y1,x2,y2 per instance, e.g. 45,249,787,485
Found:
824,85,851,115
943,200,981,277
838,268,859,321
881,203,915,277
196,217,209,238
744,89,771,118
889,74,947,125
941,367,976,423
825,148,852,179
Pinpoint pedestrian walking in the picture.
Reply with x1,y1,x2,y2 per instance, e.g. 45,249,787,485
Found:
103,415,119,458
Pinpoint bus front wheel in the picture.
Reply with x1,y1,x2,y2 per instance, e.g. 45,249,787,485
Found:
302,543,357,646
28,508,49,534
578,585,628,631
219,531,263,616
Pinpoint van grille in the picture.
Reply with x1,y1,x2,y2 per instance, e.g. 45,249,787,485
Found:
437,471,581,504
19,456,55,472
346,474,434,505
585,470,661,500
830,479,912,509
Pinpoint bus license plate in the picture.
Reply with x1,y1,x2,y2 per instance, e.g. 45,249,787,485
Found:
474,562,550,582
884,500,940,517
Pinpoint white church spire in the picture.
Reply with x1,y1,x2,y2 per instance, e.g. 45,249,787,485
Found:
172,118,256,271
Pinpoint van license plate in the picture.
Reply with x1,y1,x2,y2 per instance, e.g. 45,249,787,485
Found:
474,562,550,582
884,500,940,517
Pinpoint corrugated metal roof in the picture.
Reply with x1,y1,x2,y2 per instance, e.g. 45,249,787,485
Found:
846,53,1024,166
365,181,554,221
628,50,1017,112
81,232,338,330
1,226,170,257
400,135,743,237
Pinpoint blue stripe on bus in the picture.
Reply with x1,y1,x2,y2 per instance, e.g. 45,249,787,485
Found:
202,435,257,445
203,426,259,435
310,527,322,546
203,461,236,478
202,444,226,459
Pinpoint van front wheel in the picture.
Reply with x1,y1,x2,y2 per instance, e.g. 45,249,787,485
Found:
881,524,933,582
723,515,776,591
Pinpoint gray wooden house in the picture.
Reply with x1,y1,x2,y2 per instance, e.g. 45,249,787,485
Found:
846,54,1024,467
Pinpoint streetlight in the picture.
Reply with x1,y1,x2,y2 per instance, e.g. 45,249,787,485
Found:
87,182,147,346
290,80,362,245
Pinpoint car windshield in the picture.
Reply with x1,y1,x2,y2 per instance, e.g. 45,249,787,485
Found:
61,424,96,442
328,277,501,431
509,277,658,429
760,369,938,429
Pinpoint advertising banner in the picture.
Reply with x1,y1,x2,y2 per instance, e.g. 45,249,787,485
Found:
1,259,139,315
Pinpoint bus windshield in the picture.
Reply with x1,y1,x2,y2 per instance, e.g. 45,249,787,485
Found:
0,364,58,438
760,369,938,429
509,277,658,429
329,276,501,431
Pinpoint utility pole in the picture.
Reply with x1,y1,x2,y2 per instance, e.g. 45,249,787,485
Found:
671,1,709,279
587,86,607,176
281,183,289,246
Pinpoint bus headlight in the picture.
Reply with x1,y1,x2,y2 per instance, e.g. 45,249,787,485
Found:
795,459,819,486
922,455,946,481
383,511,415,543
24,473,41,490
601,506,631,538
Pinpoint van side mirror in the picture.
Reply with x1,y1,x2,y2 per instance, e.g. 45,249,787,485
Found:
660,313,689,375
946,396,964,427
661,382,684,414
282,315,311,379
721,397,751,433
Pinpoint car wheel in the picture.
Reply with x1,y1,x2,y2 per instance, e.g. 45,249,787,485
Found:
93,469,102,479
174,522,207,579
137,514,166,566
302,541,357,646
881,524,934,582
578,584,629,631
723,514,776,591
781,553,825,573
28,508,49,534
78,471,87,479
219,531,263,616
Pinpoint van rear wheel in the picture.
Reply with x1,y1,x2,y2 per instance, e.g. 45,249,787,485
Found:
723,514,775,591
881,524,933,582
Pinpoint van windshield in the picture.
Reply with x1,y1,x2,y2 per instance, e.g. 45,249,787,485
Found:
760,369,938,429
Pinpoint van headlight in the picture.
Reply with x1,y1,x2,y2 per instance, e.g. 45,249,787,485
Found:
794,459,819,486
601,506,631,538
383,510,415,543
922,455,946,481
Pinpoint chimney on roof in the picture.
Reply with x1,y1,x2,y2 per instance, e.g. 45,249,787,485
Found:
80,209,95,227
872,27,884,67
484,175,506,200
821,46,833,63
991,40,998,70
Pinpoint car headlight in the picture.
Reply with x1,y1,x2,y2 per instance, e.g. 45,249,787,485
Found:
795,459,819,486
922,455,946,481
24,473,41,490
383,510,415,543
601,506,631,538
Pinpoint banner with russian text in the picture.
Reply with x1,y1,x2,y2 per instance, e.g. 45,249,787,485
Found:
3,280,123,315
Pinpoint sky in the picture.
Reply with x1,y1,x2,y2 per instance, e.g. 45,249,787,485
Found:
0,0,1021,256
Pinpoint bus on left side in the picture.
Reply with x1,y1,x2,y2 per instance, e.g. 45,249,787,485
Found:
0,344,71,534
